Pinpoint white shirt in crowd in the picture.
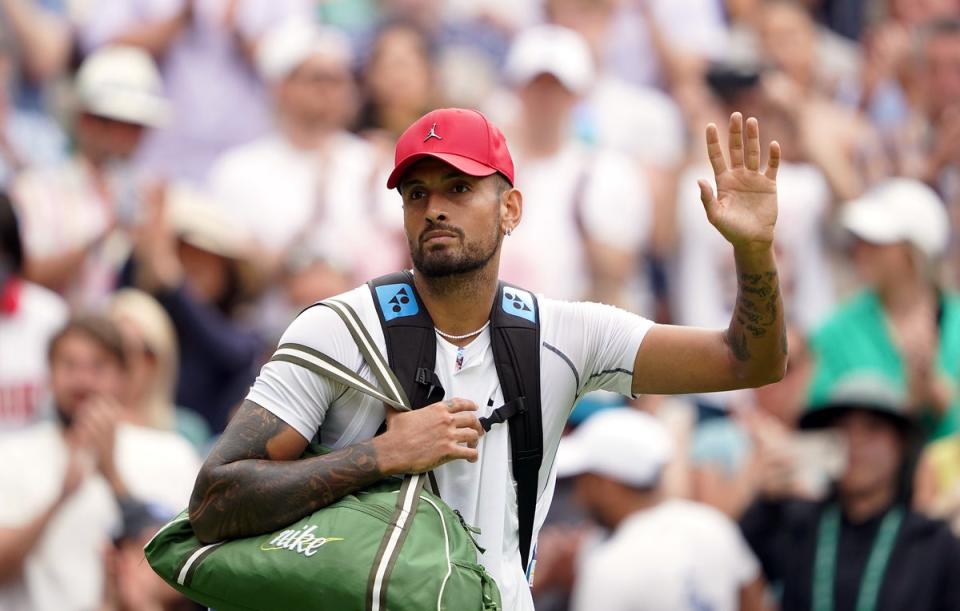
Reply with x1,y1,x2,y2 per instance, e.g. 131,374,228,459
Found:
498,142,652,312
247,281,654,611
0,421,201,611
12,158,135,309
82,0,311,183
0,281,67,430
572,499,760,611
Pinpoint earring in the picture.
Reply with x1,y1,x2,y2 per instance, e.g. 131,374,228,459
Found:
505,227,513,236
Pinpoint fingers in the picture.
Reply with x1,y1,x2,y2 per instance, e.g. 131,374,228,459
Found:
704,122,727,177
452,426,481,448
452,411,485,438
765,140,781,181
745,116,761,171
697,179,717,219
442,398,478,414
728,112,744,169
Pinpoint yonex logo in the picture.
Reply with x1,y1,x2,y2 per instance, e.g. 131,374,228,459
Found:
375,283,420,321
502,289,535,322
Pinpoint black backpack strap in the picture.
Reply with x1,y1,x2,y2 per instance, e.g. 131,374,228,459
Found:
367,271,445,409
490,281,543,572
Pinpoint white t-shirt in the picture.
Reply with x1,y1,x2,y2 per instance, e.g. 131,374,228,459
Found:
571,499,759,611
0,421,201,611
499,142,652,312
246,282,654,611
0,281,68,430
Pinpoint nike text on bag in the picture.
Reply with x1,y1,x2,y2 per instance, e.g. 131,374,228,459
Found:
145,298,501,611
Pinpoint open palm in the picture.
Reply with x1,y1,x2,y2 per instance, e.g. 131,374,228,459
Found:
698,112,780,252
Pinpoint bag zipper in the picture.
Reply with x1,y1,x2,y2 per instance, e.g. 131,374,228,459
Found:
453,509,486,554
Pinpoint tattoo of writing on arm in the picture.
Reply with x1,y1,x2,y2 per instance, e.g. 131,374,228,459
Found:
189,402,383,543
726,271,784,362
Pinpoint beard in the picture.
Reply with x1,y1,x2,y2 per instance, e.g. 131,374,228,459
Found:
410,221,501,279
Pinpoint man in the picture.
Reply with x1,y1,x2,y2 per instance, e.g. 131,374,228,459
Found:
809,179,960,441
741,373,960,611
208,18,400,341
189,107,787,611
558,409,763,611
498,25,653,310
0,315,199,610
12,45,169,309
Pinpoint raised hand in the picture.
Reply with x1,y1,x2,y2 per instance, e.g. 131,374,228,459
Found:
698,112,780,253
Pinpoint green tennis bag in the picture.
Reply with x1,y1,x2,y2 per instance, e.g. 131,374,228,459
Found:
144,299,501,610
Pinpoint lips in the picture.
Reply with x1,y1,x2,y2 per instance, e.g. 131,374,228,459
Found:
421,230,459,245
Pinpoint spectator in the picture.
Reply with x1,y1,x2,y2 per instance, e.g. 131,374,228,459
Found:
809,179,960,441
125,183,263,434
108,288,211,450
0,0,72,112
898,19,960,211
82,0,308,183
209,18,403,342
0,189,67,430
0,315,198,611
355,20,439,146
755,0,889,201
741,372,960,611
0,38,66,188
497,25,653,311
12,46,169,309
558,408,765,611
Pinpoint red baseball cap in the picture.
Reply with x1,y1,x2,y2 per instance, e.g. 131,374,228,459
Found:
386,108,515,189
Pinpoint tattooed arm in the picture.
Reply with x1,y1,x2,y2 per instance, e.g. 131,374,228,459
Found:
189,398,483,543
631,112,787,394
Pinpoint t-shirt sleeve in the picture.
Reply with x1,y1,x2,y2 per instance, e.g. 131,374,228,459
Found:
544,299,654,398
245,305,355,441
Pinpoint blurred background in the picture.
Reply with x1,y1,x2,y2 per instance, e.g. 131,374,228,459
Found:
1,0,960,609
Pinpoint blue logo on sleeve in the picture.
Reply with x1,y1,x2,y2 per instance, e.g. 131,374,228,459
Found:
502,288,535,322
376,284,419,321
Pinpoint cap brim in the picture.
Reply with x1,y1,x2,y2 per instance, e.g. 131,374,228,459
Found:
799,404,914,431
841,198,902,246
386,152,498,189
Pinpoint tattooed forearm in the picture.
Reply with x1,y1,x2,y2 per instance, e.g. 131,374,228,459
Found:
724,249,787,382
189,402,384,544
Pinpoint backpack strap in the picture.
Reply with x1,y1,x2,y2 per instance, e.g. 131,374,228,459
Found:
490,281,543,572
368,271,445,409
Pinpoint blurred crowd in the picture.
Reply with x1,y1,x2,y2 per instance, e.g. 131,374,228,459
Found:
1,0,960,609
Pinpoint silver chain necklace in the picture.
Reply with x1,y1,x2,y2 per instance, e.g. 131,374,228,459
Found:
434,320,491,341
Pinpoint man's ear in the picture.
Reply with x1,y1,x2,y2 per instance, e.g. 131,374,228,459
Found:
501,187,522,234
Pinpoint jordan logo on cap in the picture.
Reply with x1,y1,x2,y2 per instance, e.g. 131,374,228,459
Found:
423,123,442,142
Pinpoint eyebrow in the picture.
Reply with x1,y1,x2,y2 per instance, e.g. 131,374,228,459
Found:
400,171,471,191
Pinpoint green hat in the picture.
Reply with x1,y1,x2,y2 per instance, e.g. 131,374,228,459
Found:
799,371,914,431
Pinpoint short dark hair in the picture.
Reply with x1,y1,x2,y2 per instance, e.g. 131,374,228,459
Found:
493,173,513,196
48,315,127,368
0,190,23,274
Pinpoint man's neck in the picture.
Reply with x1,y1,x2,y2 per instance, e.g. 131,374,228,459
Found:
518,122,567,159
841,483,898,523
608,490,663,530
413,263,499,348
878,274,936,316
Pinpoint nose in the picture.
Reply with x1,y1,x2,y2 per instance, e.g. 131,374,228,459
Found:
424,193,448,225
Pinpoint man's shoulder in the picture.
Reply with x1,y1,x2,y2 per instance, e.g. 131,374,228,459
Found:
0,420,61,456
277,284,379,351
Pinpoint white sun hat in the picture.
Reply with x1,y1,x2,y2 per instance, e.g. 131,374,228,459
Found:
75,46,170,128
